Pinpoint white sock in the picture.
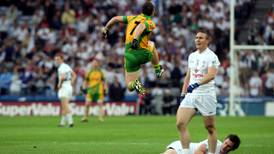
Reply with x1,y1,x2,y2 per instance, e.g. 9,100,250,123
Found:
183,149,189,154
208,153,214,154
60,116,66,125
67,113,73,125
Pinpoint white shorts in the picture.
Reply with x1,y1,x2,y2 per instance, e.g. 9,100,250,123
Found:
166,141,183,154
179,93,217,116
58,85,73,99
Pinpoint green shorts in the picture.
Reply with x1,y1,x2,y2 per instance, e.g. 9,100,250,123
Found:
124,46,152,72
86,85,104,102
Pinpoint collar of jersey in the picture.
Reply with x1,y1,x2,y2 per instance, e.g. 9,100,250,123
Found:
140,13,152,19
197,47,209,54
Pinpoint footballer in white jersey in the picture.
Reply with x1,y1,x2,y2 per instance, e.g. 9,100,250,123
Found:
55,54,76,127
180,47,220,116
163,134,241,154
176,30,220,154
57,63,73,99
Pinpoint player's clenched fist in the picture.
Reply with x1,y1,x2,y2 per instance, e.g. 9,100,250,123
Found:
131,39,139,49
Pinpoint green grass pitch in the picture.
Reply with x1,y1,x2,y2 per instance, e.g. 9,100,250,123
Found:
0,116,274,154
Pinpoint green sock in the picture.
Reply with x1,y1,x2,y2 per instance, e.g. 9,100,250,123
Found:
128,81,135,91
154,64,161,70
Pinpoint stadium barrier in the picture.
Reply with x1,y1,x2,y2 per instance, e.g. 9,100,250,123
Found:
0,96,273,116
0,102,137,116
217,97,274,116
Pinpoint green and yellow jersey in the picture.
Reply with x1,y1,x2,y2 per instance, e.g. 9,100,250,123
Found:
123,13,156,51
84,68,105,102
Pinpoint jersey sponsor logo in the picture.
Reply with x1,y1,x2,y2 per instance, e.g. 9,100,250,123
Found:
192,73,204,78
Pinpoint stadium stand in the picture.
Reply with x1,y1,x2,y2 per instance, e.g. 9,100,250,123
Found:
0,0,273,108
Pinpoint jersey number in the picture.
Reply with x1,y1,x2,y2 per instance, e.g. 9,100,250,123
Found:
130,21,140,35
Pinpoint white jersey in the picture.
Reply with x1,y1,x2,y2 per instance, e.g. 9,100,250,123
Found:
188,48,220,94
58,63,73,87
166,139,222,154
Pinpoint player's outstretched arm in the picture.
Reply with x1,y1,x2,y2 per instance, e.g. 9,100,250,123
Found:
179,68,190,99
133,23,146,40
102,16,124,38
181,69,190,94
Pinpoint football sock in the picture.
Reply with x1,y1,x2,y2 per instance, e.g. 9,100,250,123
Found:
128,81,135,91
154,64,164,78
153,64,161,70
208,152,214,154
60,116,66,125
67,113,73,125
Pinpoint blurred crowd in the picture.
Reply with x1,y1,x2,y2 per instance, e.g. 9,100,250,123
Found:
243,3,274,45
0,0,273,106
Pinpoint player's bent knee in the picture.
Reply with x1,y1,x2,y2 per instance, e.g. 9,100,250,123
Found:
205,125,215,134
176,120,187,131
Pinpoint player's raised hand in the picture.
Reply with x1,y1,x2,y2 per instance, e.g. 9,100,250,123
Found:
187,83,200,93
101,27,108,39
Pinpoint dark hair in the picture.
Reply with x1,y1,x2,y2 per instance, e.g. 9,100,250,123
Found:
142,1,155,16
226,134,241,151
196,28,212,43
55,53,64,59
196,28,211,39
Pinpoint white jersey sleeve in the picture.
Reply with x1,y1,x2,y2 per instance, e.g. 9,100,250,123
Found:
207,53,220,69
